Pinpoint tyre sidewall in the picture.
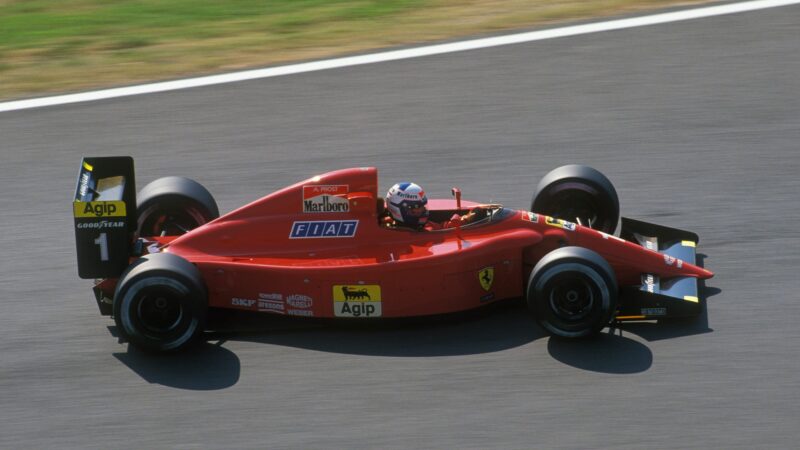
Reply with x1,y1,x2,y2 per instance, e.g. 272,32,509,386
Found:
113,255,207,352
531,165,619,234
527,248,617,338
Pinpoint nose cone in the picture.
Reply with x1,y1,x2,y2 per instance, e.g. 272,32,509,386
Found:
699,267,714,279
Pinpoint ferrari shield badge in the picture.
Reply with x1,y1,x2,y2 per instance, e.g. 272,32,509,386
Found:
478,266,494,291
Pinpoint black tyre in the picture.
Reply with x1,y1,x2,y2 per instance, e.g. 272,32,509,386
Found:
113,253,207,352
531,165,619,234
527,247,618,338
137,176,219,237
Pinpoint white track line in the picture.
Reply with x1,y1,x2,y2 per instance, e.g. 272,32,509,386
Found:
1,0,798,113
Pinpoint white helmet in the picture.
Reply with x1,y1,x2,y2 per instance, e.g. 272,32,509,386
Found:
386,182,428,227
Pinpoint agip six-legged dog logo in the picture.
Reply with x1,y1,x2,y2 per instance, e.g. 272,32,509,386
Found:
333,285,381,318
341,286,371,300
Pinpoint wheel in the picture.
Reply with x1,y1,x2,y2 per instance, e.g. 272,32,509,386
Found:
136,176,219,236
113,253,207,352
531,165,619,234
527,247,618,338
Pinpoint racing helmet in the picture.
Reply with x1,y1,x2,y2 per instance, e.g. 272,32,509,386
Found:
386,182,428,227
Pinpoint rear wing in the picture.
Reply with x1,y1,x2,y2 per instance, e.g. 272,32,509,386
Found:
73,157,137,279
617,217,705,319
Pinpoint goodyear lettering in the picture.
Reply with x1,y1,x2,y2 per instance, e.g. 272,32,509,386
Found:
74,201,126,218
290,220,358,238
76,220,125,229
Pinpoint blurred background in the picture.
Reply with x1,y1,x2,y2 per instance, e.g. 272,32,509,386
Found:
0,0,712,100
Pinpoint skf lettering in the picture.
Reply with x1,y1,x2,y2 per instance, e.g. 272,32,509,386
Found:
231,298,256,307
290,220,358,238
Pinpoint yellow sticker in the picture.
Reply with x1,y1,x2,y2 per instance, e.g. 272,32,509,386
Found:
545,216,576,231
683,295,699,303
681,240,696,248
478,267,494,291
333,285,381,302
73,201,126,218
82,161,94,172
333,285,381,318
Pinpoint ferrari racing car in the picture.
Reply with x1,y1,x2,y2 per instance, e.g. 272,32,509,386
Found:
73,157,713,352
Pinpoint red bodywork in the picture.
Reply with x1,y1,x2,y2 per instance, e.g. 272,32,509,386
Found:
105,167,712,320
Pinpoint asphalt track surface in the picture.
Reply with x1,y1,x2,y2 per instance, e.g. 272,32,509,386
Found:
2,3,799,449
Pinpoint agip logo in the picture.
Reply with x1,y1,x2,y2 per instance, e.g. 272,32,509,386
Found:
332,285,381,317
73,201,127,218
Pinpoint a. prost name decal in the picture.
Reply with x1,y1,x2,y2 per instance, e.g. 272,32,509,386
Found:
289,220,358,238
333,285,381,317
303,185,349,213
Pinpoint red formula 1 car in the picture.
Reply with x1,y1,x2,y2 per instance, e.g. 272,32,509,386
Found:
73,157,713,352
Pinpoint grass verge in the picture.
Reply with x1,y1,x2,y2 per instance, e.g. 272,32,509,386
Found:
0,0,713,100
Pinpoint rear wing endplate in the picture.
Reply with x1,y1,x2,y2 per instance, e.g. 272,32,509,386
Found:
73,157,136,279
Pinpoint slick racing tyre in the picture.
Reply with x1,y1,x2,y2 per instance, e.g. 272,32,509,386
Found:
113,253,207,352
137,176,219,237
527,247,617,338
531,165,619,234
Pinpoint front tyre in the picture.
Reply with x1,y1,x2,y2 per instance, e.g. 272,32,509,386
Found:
113,253,207,352
527,247,617,338
531,164,619,234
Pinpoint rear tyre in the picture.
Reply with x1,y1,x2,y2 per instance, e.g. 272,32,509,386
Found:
113,253,207,352
137,176,219,236
527,247,617,338
531,165,619,234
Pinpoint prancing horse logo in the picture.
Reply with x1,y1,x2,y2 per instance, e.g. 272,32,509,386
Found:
479,267,494,291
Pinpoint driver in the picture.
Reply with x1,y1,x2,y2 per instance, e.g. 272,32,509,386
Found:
383,182,484,230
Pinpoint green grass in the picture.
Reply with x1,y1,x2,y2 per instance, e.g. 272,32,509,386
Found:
0,0,711,99
0,0,422,48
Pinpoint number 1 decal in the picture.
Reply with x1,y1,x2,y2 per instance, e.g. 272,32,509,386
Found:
94,233,109,261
